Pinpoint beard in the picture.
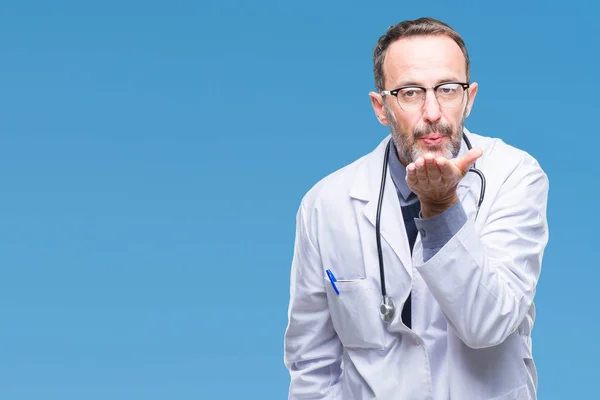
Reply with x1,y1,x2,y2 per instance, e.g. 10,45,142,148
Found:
385,107,465,165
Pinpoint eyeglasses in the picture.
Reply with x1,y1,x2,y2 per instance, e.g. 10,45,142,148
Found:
381,82,470,112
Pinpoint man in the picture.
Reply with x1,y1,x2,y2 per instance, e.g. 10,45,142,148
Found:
283,17,549,400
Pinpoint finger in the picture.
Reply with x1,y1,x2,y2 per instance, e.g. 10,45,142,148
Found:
406,163,418,185
415,157,428,182
424,153,441,181
454,148,483,174
436,156,457,181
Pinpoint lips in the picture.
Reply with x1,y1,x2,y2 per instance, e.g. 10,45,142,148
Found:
421,133,445,146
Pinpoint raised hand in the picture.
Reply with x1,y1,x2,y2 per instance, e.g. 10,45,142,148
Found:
406,148,483,218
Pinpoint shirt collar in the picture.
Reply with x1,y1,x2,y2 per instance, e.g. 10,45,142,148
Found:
387,138,414,201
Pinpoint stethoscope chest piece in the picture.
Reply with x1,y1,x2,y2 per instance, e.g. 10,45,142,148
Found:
380,295,396,323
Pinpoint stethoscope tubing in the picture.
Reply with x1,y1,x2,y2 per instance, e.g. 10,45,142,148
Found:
376,133,486,322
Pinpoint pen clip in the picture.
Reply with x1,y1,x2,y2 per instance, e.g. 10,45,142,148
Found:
326,269,339,295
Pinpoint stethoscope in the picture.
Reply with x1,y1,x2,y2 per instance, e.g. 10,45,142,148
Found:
377,132,486,323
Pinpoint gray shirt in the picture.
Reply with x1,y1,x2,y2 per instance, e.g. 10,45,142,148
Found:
387,140,468,262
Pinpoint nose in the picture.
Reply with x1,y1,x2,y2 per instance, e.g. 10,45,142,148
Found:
422,90,442,123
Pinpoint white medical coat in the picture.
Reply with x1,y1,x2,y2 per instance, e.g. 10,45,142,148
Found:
284,130,549,400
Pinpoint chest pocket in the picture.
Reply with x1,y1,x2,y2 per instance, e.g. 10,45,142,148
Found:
324,276,387,349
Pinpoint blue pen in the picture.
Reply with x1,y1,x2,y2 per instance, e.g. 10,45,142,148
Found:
326,269,339,295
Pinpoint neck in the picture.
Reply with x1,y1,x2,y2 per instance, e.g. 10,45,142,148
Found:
398,152,409,167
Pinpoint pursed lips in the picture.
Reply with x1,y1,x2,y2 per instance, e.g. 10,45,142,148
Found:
420,133,445,146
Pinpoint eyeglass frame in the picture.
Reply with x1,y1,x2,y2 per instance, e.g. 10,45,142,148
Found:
380,82,471,112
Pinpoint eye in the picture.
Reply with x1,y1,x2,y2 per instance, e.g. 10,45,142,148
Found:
438,83,460,95
399,88,421,99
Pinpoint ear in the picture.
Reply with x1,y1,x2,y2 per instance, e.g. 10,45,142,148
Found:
464,82,478,118
369,91,390,126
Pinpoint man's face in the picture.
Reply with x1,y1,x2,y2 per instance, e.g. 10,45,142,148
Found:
370,35,478,165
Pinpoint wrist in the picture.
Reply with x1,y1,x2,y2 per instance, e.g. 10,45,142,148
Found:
420,194,459,218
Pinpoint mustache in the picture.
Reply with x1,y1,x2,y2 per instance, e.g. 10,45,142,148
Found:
413,123,454,139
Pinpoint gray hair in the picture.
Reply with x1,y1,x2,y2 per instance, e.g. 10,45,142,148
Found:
373,17,470,92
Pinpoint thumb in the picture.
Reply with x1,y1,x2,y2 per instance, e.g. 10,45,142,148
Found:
454,148,483,174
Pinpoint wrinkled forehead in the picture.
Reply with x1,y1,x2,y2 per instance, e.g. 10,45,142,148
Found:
383,35,467,89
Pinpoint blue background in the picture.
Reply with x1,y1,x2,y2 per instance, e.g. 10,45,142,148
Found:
0,1,597,399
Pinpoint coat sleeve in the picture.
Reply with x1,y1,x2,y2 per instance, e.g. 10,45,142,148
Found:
284,200,343,399
415,152,549,349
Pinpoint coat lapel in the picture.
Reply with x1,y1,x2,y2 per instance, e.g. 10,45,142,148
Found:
350,137,413,278
456,132,482,221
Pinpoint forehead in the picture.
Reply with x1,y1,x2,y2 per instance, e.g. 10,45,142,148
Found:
383,35,467,88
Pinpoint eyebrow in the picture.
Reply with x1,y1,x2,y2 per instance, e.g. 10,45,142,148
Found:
392,77,462,88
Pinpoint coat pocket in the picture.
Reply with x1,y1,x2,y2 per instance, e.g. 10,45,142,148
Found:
324,276,386,349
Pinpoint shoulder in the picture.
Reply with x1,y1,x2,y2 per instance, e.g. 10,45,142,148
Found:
296,137,386,218
465,130,549,215
299,151,368,213
466,130,547,179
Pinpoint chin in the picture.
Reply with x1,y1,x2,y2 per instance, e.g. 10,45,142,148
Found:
415,144,452,159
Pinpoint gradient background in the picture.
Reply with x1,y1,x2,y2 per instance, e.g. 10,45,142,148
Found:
0,1,597,399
